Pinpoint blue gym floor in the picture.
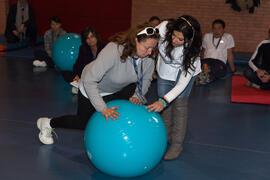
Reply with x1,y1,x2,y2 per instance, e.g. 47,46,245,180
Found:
0,50,270,179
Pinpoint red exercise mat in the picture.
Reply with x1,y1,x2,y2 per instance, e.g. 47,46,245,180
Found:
231,76,270,104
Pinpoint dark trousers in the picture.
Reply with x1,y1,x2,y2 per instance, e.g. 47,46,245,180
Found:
50,83,136,130
5,24,37,44
201,58,227,80
34,49,75,83
243,67,270,90
5,32,20,43
34,49,55,67
59,71,75,83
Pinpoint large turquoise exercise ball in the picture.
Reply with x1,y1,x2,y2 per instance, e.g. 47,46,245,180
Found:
84,100,167,178
52,33,81,71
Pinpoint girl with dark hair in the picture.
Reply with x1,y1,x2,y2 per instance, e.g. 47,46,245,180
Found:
36,23,160,145
71,27,105,93
147,15,202,160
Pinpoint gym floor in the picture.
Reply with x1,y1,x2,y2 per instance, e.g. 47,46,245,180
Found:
0,55,269,180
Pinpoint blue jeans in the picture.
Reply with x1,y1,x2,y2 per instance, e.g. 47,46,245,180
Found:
157,71,196,98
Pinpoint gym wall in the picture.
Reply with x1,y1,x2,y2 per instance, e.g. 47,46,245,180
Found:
7,0,132,42
132,0,270,52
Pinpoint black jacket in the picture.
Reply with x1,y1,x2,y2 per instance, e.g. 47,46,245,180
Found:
73,43,106,77
5,3,36,37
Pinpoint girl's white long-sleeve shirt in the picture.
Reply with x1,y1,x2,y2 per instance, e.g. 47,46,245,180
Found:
156,21,201,103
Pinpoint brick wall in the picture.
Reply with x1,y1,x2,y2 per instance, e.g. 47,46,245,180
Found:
132,0,270,53
0,0,8,34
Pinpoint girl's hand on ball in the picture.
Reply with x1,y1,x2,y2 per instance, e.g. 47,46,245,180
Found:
102,107,120,122
146,101,164,112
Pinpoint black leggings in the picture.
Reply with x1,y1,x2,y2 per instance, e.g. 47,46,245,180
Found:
5,23,37,44
50,83,136,130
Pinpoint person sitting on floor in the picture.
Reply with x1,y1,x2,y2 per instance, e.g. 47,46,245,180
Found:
33,16,66,68
197,19,237,85
243,28,270,90
71,26,106,94
4,0,37,45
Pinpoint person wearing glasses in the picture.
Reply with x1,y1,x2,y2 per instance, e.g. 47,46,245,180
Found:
243,28,270,90
197,19,237,85
5,0,37,44
36,23,160,145
146,15,202,160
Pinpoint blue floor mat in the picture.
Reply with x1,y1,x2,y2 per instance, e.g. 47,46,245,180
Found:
1,46,35,59
0,34,42,60
1,56,270,180
0,34,43,53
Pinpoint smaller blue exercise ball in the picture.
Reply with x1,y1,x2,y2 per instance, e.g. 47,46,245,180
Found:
84,100,167,178
52,33,81,71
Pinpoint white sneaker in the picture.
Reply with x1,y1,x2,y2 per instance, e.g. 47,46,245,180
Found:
37,117,54,145
33,60,47,67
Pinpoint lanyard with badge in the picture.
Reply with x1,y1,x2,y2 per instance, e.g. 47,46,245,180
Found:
132,57,143,95
212,34,223,49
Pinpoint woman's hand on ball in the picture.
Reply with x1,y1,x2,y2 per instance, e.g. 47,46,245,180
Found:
146,101,164,112
129,97,142,104
102,107,120,122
